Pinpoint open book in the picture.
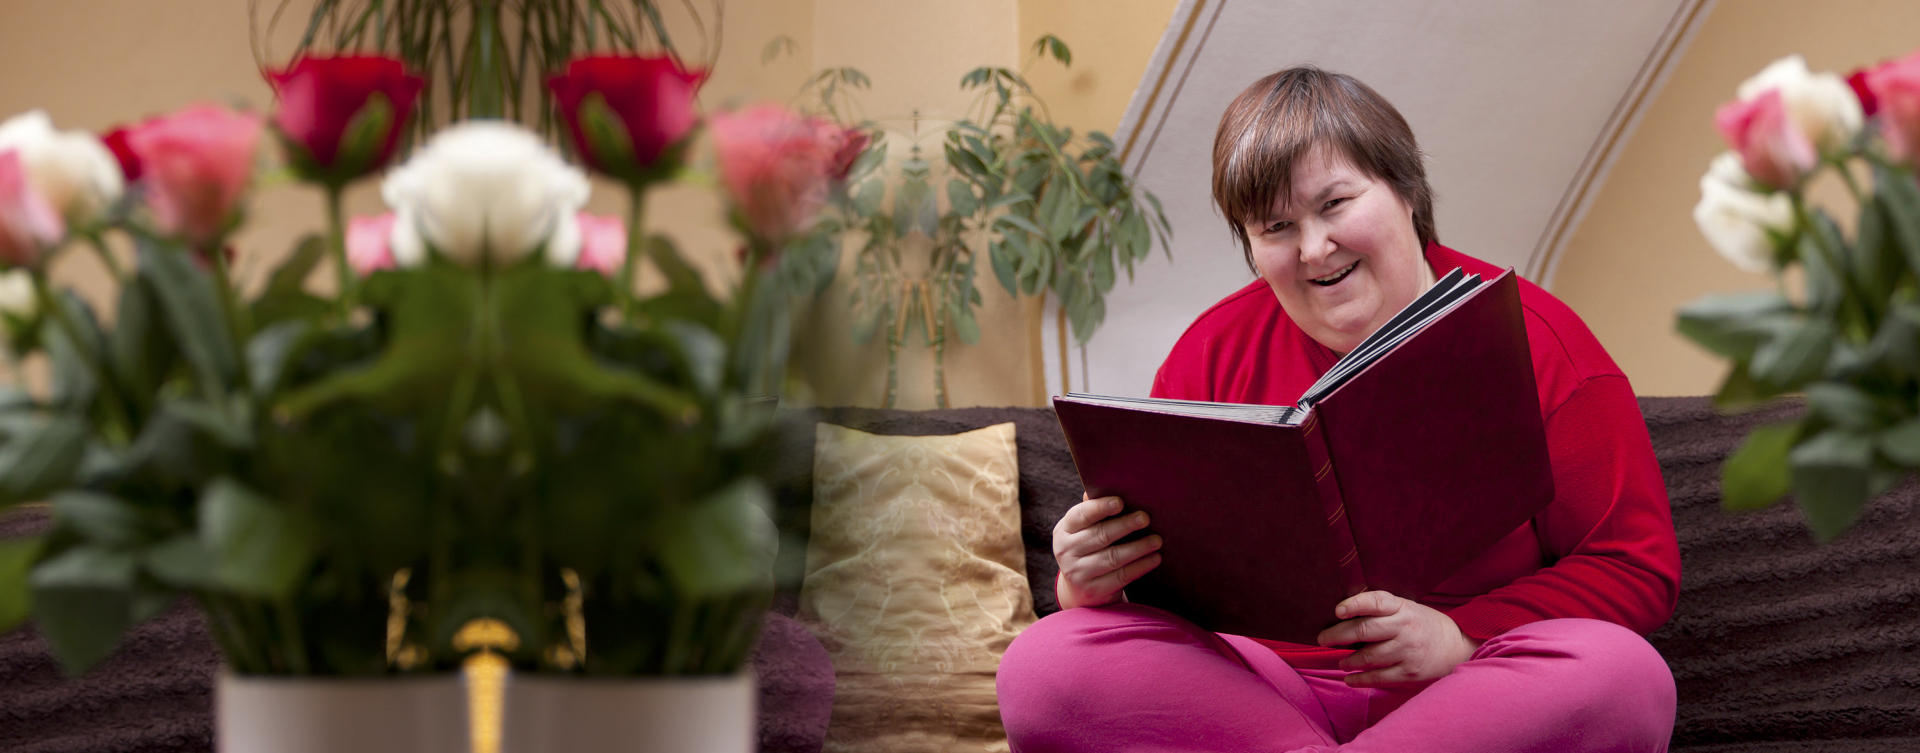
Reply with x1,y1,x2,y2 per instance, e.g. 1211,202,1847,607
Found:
1053,268,1553,644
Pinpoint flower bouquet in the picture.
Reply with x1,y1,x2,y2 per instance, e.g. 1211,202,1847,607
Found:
1682,50,1920,540
0,14,851,753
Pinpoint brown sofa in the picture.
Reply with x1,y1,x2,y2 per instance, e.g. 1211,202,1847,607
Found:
4,397,1919,752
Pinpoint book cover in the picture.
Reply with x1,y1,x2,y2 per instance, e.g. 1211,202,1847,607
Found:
1052,269,1553,644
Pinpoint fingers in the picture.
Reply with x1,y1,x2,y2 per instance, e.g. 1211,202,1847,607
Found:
1066,510,1152,558
1056,496,1125,536
1335,590,1401,620
1080,546,1163,597
1317,612,1403,647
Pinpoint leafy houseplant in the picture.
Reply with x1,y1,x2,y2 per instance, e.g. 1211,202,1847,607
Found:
1681,50,1920,541
777,35,1171,407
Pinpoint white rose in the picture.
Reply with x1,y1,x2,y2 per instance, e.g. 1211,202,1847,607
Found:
0,110,124,228
1695,152,1796,274
1737,55,1863,154
380,121,590,268
0,269,35,319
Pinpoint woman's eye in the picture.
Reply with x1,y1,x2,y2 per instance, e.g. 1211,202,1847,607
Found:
1323,197,1347,210
1264,221,1291,234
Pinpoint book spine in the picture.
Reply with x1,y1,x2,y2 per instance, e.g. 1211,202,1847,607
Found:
1299,408,1367,599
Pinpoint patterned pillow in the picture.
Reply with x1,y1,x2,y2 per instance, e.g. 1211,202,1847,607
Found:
799,422,1034,753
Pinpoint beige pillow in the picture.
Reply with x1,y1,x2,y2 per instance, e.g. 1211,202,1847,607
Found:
799,422,1035,753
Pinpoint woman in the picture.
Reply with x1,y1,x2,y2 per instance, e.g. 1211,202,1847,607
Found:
996,67,1682,752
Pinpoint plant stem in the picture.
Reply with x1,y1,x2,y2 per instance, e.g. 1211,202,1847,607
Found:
31,272,133,441
620,186,646,321
325,186,356,318
85,234,125,283
206,244,255,396
1793,197,1876,334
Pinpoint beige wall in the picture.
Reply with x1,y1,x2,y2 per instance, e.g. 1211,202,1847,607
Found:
0,0,1178,408
1552,0,1920,396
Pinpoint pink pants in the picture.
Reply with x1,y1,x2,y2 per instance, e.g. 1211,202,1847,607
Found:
996,604,1674,753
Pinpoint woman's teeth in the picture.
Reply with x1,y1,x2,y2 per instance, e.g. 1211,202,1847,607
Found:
1310,262,1357,286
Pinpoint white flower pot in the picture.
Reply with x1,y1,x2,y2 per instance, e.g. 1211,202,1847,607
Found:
216,673,470,753
502,673,756,753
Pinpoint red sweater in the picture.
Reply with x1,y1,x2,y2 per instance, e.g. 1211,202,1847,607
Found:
1150,243,1680,667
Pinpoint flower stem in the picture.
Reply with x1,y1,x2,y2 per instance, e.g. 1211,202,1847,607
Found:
1793,196,1875,334
325,186,356,318
620,186,646,321
84,234,125,284
31,271,133,441
206,244,254,396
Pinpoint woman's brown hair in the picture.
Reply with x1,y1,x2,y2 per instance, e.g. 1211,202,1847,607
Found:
1212,66,1436,274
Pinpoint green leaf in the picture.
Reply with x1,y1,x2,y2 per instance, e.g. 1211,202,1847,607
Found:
952,300,980,344
657,479,777,598
30,546,136,673
246,320,314,398
1853,194,1900,312
51,491,145,548
1749,317,1833,390
1872,164,1920,276
108,271,172,404
852,178,886,217
1093,244,1116,293
333,91,395,178
141,535,217,589
0,536,43,633
1721,420,1802,510
44,293,102,413
946,179,979,216
579,93,638,175
1797,214,1846,316
200,477,311,599
1880,417,1920,466
661,320,726,398
1789,428,1874,542
1805,382,1883,430
641,235,723,327
142,240,238,396
994,213,1047,240
0,413,86,508
1675,291,1793,360
252,235,330,328
989,241,1019,297
1713,362,1773,411
162,397,254,450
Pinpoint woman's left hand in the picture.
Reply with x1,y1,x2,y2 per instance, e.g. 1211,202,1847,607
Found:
1316,591,1485,687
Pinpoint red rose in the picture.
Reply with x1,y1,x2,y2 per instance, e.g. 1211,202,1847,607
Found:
824,126,870,184
266,55,424,186
1848,68,1880,117
1863,51,1920,168
547,55,705,184
101,126,142,182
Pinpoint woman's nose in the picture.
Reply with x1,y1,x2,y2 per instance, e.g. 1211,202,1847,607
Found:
1298,222,1338,267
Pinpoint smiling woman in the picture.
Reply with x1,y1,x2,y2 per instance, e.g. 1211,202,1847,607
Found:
997,65,1684,753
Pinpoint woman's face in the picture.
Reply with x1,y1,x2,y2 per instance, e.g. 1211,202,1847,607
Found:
1246,145,1433,355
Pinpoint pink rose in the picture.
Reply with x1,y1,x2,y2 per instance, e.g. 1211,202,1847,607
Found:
346,212,398,276
0,151,62,268
1864,51,1920,168
126,104,263,249
1714,89,1817,190
709,105,846,249
572,212,627,276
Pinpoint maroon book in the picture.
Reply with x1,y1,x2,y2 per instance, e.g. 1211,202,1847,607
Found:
1053,269,1553,644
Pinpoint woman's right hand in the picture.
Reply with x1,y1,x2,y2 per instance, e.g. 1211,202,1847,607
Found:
1053,493,1164,609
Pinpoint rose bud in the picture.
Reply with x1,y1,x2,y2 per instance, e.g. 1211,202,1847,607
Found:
267,55,425,187
710,105,843,250
125,103,263,250
345,212,401,276
0,151,63,268
547,55,705,185
1863,51,1920,168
